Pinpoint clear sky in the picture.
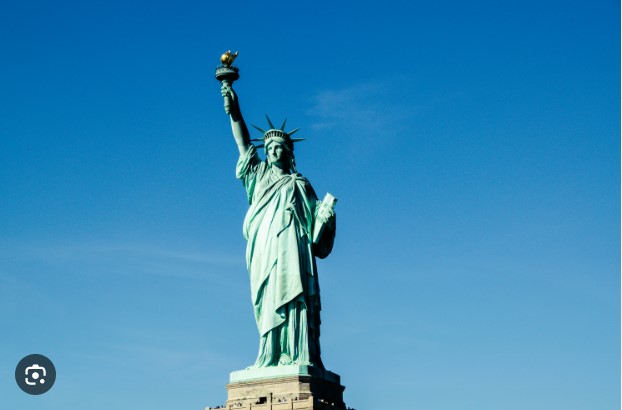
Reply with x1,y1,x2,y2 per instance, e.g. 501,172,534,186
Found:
0,1,619,409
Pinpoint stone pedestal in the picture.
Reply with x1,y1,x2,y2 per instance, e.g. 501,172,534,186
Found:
208,365,346,410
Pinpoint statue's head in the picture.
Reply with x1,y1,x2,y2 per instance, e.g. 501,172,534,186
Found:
251,116,304,172
266,140,291,170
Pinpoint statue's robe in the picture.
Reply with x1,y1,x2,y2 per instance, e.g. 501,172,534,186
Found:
236,146,335,368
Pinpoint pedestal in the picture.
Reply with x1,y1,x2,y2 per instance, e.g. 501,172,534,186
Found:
209,365,346,410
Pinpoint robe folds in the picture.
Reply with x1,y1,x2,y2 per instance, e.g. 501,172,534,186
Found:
236,146,335,368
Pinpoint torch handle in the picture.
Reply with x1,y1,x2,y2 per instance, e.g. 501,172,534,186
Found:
222,80,232,115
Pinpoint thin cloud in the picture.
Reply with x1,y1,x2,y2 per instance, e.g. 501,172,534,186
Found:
0,240,245,281
304,81,422,167
306,81,419,139
1,241,241,265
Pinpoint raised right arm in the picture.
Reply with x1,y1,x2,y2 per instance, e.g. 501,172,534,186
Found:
221,83,252,157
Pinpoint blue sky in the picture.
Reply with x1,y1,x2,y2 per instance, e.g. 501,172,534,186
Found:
0,1,619,409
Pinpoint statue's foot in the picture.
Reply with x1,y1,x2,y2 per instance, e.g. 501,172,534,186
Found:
278,354,293,365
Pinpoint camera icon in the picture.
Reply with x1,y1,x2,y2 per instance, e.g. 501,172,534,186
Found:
25,364,47,386
15,354,56,395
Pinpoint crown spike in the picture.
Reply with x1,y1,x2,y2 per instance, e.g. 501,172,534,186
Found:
287,128,300,136
280,119,287,131
251,124,265,134
265,115,275,129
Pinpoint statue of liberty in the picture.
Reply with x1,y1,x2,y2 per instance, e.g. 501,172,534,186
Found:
220,78,336,370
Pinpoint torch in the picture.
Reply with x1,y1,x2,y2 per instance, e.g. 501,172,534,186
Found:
215,50,239,114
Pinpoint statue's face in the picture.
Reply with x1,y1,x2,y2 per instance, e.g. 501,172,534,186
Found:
267,142,288,168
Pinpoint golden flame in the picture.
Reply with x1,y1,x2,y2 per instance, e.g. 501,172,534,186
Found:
220,50,239,66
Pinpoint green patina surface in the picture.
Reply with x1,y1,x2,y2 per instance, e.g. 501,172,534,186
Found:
218,60,337,374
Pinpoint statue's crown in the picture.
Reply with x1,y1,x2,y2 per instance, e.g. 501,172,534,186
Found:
251,116,304,150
